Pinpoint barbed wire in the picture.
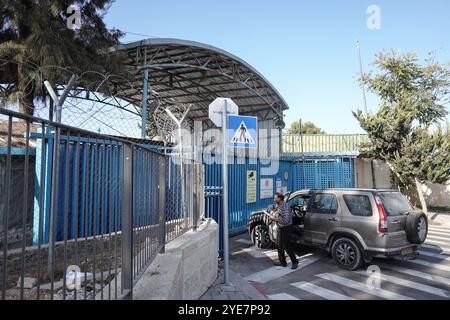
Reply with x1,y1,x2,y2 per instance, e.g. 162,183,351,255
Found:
153,102,192,143
0,58,171,141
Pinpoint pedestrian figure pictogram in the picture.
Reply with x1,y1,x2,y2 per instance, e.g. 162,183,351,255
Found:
231,121,255,144
227,115,258,148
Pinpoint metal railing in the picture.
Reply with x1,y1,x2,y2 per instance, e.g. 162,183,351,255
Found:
0,108,202,300
283,134,369,153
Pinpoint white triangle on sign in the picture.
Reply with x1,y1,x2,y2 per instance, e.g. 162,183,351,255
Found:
231,121,255,144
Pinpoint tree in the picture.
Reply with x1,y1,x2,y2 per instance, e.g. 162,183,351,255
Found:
288,121,325,134
0,0,125,115
353,50,450,214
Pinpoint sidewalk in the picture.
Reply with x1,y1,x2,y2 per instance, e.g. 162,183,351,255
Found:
200,262,267,300
429,212,450,227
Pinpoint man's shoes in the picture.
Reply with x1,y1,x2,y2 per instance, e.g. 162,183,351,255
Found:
274,261,288,267
291,261,299,270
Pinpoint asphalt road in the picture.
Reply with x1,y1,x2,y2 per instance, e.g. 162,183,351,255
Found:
229,224,450,300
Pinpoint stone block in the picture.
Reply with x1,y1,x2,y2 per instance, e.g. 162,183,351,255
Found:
17,277,37,289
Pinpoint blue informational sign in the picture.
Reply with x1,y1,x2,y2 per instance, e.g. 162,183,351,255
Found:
228,115,258,148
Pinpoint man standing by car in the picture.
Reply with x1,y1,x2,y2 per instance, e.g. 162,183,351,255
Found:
270,193,299,269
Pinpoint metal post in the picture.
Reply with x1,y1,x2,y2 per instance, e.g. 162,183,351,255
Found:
121,144,133,299
193,163,199,231
222,102,229,285
44,76,76,281
47,127,60,277
164,106,191,232
299,119,307,189
159,157,166,253
49,98,54,122
141,70,149,139
179,125,186,229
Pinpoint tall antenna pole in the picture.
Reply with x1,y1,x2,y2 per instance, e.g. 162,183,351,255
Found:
356,39,368,114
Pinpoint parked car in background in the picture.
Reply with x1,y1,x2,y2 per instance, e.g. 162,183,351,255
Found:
247,189,428,270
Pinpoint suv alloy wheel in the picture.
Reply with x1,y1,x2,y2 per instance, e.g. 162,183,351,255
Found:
331,238,363,271
251,224,271,249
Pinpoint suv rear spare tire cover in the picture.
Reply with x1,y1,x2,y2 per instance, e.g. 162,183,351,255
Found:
405,212,428,244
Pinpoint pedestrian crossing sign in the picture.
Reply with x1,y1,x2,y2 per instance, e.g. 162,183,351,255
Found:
228,115,258,148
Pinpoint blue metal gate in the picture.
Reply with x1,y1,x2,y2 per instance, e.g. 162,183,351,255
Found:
204,155,356,255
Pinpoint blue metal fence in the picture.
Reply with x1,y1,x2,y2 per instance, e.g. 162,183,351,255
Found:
293,158,355,190
204,155,356,255
204,186,223,255
33,133,123,244
205,158,294,235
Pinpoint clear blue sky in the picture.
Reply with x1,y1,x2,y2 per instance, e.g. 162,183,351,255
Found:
104,0,450,134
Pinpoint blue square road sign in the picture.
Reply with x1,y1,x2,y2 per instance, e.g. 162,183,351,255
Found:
227,115,258,149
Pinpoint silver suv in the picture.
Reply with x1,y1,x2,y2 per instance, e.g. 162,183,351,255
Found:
247,189,429,270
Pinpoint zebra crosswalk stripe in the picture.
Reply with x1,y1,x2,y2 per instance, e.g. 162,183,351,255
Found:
419,250,450,261
291,281,355,300
428,230,450,237
267,293,299,300
426,239,450,247
356,271,450,298
403,257,450,272
427,235,450,242
429,226,450,233
421,243,450,253
236,239,253,245
428,224,450,230
316,273,414,300
380,264,450,287
232,247,278,259
244,254,321,284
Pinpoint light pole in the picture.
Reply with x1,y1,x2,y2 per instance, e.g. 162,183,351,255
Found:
356,39,368,115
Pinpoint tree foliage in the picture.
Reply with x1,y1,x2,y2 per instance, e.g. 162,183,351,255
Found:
288,121,325,135
0,0,126,115
354,50,450,211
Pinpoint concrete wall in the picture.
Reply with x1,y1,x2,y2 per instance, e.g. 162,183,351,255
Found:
421,182,450,207
355,159,393,189
355,158,450,208
133,218,218,300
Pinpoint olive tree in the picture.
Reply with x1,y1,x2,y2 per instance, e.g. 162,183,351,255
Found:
354,50,450,214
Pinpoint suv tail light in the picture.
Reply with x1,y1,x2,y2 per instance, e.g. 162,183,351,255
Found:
375,195,388,233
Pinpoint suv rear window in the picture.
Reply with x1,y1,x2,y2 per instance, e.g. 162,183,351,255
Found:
343,195,372,217
378,192,413,216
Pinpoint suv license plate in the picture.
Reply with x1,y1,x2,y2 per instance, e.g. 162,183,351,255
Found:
401,247,414,255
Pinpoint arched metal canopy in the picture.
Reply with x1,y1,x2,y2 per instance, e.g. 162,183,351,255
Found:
112,38,289,128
